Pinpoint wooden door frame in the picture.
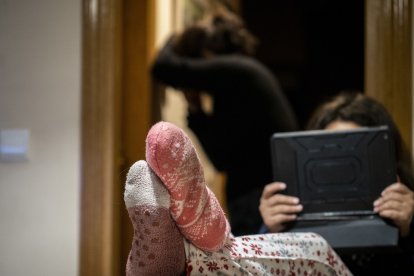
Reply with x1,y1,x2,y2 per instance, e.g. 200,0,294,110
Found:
365,0,412,151
79,0,155,275
79,0,412,275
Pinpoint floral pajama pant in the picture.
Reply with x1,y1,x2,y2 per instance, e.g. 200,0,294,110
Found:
185,232,352,276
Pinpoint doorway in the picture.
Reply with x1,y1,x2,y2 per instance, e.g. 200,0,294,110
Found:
79,1,412,275
241,0,365,128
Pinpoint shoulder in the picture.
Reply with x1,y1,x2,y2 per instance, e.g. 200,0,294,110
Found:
217,55,268,71
212,55,275,81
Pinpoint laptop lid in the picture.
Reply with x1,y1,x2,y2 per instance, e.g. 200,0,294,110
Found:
270,126,397,219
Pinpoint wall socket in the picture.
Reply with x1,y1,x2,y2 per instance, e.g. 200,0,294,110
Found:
0,129,30,162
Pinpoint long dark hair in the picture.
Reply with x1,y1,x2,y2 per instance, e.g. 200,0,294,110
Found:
307,91,414,189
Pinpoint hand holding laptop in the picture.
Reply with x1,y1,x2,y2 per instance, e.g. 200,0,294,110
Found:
262,126,402,251
373,182,414,237
270,126,396,221
259,182,302,232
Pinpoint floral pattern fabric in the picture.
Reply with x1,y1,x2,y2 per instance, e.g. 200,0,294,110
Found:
185,232,352,276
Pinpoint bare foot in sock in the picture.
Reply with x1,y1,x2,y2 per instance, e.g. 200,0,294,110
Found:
124,160,185,276
146,121,230,252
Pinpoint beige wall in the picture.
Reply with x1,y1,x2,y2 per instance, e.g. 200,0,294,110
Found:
0,1,80,275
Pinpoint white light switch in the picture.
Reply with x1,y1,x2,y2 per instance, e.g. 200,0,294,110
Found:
0,129,30,161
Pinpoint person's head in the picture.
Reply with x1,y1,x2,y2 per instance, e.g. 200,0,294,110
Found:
306,91,398,131
173,9,257,58
307,91,413,188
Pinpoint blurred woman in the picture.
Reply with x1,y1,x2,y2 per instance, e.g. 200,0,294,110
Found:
152,9,298,235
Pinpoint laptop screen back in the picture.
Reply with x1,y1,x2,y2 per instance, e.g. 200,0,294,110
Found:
270,126,397,218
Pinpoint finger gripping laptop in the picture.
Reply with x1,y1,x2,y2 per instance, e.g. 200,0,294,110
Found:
270,126,399,251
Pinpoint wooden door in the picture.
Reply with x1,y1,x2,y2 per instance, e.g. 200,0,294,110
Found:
365,0,412,151
80,0,155,275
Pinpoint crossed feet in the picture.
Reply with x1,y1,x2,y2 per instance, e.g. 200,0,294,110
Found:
124,121,231,275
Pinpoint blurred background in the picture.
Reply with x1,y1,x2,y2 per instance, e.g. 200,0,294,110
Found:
0,0,412,275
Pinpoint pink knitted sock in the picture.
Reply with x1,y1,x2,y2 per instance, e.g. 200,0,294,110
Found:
145,121,230,252
124,160,186,276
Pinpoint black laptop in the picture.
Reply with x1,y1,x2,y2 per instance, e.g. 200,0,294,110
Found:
270,126,399,251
